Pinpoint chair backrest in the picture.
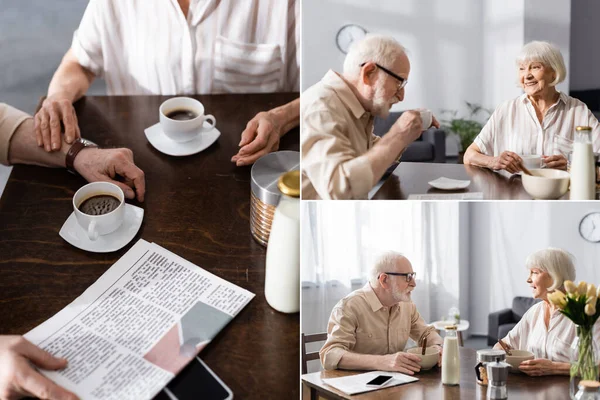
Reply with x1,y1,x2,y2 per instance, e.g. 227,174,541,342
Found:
301,332,328,375
512,296,541,320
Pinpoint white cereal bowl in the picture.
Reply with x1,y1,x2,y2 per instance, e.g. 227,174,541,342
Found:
407,347,440,371
521,169,570,200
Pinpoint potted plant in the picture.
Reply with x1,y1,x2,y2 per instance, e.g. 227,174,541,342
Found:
441,102,492,163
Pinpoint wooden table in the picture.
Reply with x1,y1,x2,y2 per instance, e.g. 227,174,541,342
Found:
0,94,299,399
371,162,572,200
302,348,570,399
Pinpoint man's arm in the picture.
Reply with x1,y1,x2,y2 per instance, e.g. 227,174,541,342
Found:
302,109,422,199
5,108,145,202
231,97,300,166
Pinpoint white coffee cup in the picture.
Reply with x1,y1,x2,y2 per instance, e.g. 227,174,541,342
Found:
520,154,543,169
419,109,433,130
73,182,125,241
159,97,216,143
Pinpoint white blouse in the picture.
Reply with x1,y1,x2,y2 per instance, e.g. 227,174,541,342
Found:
71,0,299,95
502,301,600,362
474,92,600,156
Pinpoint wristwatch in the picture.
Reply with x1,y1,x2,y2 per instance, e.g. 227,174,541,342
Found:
66,138,98,174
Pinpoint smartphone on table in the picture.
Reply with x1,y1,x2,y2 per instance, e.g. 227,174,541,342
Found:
365,375,394,388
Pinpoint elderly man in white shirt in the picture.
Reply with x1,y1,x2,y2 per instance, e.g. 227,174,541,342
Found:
34,0,299,167
494,248,600,376
465,41,600,173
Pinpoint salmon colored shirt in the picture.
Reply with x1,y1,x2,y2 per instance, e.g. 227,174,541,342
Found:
319,283,443,370
0,103,31,165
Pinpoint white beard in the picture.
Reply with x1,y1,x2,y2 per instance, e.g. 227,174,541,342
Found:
372,80,394,118
391,287,411,303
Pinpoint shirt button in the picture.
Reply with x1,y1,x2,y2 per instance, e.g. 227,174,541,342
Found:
383,307,387,311
369,334,372,338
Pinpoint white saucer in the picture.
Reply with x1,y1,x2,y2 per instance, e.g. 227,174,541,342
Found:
144,122,221,157
59,204,144,253
428,177,471,190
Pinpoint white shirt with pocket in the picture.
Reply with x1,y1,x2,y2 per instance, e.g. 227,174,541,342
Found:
71,0,299,95
502,301,600,362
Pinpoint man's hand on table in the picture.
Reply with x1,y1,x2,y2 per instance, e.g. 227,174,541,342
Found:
542,154,568,170
231,111,282,166
381,351,422,375
489,151,523,174
0,336,79,400
73,148,146,202
34,95,81,152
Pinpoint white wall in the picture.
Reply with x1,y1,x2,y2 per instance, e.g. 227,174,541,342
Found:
570,0,600,90
468,202,600,335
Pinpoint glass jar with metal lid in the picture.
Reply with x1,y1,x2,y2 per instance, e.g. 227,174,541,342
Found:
250,151,299,246
475,350,506,386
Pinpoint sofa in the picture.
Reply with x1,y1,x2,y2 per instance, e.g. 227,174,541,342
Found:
487,296,541,346
373,112,446,163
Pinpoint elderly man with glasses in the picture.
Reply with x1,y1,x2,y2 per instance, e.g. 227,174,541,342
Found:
319,252,443,374
301,34,439,199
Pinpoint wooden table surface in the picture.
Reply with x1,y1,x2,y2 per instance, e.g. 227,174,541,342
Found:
371,162,572,200
0,94,300,399
302,347,570,400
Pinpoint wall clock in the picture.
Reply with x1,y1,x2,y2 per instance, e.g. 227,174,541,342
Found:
579,212,600,243
336,24,367,54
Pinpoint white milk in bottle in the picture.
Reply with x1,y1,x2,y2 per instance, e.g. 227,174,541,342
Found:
442,326,460,385
570,126,596,200
264,171,300,313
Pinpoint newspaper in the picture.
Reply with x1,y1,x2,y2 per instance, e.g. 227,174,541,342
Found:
322,371,418,395
25,239,254,400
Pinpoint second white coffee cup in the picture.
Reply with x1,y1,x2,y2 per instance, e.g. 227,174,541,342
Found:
520,155,543,169
159,97,217,143
73,182,125,241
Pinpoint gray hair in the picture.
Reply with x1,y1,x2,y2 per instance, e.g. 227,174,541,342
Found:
343,34,407,78
525,248,576,291
516,41,567,86
369,251,407,286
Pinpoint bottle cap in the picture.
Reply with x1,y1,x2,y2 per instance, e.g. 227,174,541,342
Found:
278,170,300,198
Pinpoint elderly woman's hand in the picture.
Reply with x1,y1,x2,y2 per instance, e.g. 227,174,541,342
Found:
489,151,523,174
518,358,561,376
542,154,568,170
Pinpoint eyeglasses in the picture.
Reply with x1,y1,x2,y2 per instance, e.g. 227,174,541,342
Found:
380,272,417,282
360,62,408,90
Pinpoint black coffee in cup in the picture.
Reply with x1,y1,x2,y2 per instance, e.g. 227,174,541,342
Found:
79,194,121,216
165,109,199,121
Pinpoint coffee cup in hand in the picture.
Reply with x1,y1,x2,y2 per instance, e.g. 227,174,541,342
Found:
520,155,543,170
419,109,433,130
159,97,217,143
73,182,125,241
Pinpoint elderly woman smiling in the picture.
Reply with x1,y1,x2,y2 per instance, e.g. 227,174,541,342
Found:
493,248,600,376
465,41,600,173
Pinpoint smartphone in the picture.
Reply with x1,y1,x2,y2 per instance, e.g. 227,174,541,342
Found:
157,357,233,400
365,375,394,387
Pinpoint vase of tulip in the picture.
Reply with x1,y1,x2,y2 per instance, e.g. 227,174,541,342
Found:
548,280,599,399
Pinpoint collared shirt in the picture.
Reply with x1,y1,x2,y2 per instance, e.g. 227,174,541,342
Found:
319,283,443,370
72,0,299,95
301,70,382,200
474,92,600,156
0,104,31,165
502,301,600,362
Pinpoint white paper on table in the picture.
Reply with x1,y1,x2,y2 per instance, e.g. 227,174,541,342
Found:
322,371,418,395
408,192,483,200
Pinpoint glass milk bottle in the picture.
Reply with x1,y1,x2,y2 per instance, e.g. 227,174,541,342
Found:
571,126,596,200
442,326,460,386
264,170,300,313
